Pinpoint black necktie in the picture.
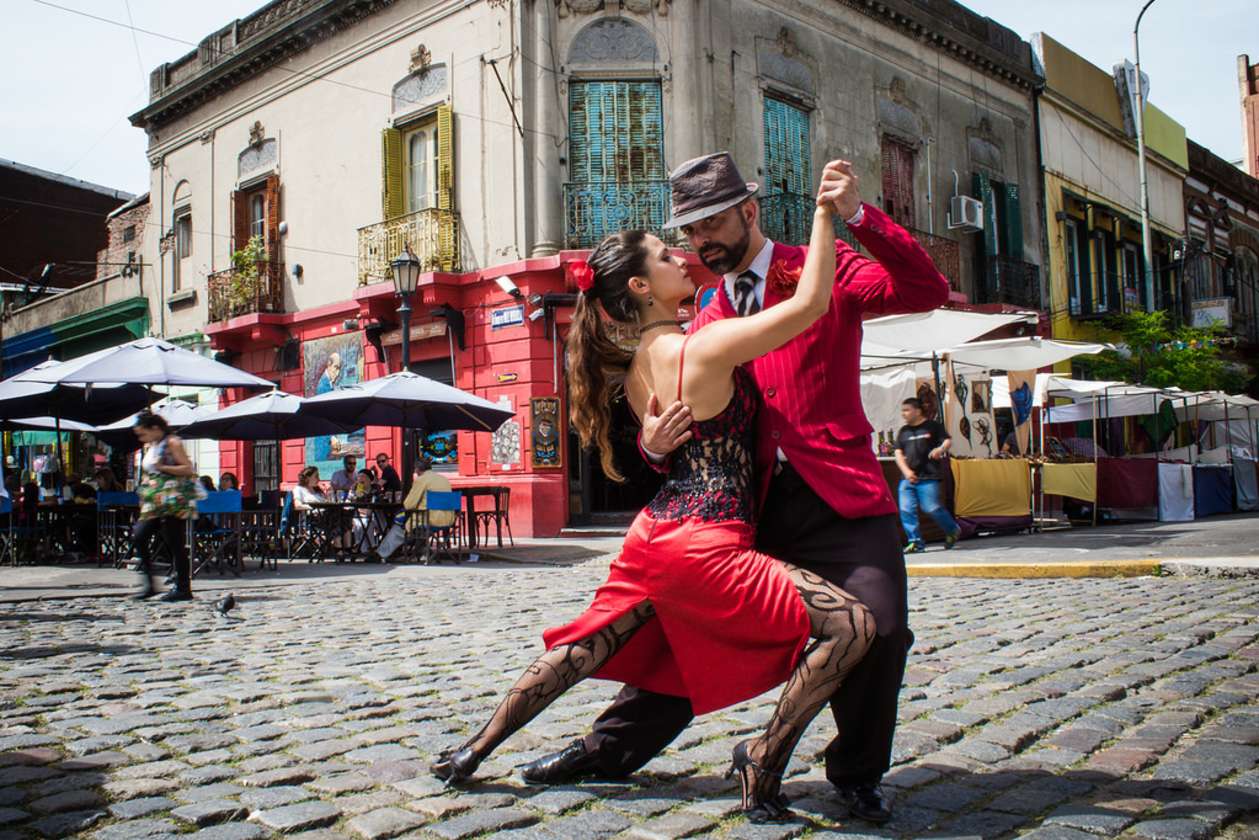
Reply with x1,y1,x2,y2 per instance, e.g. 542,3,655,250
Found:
735,271,760,317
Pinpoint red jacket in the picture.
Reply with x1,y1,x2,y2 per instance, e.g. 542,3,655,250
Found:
687,203,949,520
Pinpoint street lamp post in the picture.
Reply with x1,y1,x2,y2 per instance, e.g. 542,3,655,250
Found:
390,243,421,489
1134,0,1158,312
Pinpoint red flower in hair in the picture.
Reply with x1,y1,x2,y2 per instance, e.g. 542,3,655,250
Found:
767,260,802,296
569,261,595,293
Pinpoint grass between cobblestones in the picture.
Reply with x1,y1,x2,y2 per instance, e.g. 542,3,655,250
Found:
0,563,1256,839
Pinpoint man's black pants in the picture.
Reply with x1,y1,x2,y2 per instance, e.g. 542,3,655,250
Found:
584,463,910,787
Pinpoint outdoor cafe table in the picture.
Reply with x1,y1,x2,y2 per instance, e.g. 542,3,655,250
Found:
308,500,401,559
34,503,97,559
450,485,507,550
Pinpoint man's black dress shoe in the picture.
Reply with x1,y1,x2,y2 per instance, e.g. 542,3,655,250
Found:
159,589,193,602
834,783,893,824
519,738,602,785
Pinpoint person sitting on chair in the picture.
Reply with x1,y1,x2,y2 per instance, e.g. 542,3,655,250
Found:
367,458,456,563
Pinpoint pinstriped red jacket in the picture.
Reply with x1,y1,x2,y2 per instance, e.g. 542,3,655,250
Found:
686,203,950,520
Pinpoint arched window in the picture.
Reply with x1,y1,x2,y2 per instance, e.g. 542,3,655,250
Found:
171,180,192,290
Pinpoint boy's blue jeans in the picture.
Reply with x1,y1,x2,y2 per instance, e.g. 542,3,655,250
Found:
898,478,959,546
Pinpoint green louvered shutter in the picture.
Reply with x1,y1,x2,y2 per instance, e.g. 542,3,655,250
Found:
1002,182,1022,261
973,172,999,256
762,97,811,245
567,81,666,247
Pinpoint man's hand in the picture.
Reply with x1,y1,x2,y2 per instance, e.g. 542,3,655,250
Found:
817,160,862,221
928,446,947,460
641,394,693,458
903,470,918,485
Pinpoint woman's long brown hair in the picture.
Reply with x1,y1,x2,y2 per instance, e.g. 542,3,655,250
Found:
566,231,648,482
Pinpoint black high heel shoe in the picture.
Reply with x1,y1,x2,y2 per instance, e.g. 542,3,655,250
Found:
725,739,793,824
431,745,482,785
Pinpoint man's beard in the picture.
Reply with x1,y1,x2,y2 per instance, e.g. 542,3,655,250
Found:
697,217,752,275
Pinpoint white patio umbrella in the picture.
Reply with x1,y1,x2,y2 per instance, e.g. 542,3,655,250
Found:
300,371,514,432
179,391,359,440
0,366,156,425
91,398,217,450
15,337,273,389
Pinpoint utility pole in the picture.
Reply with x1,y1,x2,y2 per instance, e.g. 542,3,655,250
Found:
1134,0,1158,312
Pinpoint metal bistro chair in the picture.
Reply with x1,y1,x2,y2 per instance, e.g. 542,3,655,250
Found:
96,492,140,569
421,491,464,565
192,490,243,578
266,491,315,565
474,487,514,548
0,495,15,566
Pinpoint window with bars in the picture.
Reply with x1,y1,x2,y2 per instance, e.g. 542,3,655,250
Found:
565,80,667,247
252,440,279,492
759,96,812,245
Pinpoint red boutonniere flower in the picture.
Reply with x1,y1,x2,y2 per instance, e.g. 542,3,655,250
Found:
767,260,802,296
569,261,595,293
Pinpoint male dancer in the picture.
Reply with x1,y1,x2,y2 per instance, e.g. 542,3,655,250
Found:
523,152,949,822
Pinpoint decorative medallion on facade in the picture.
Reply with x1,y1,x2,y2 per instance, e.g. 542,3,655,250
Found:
567,17,658,64
967,117,1004,174
238,139,278,180
249,120,266,146
392,64,449,114
756,28,815,95
878,77,923,143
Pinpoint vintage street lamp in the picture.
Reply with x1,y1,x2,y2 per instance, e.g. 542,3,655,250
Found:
390,243,421,487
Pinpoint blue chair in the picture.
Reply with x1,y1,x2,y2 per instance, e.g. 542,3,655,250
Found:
421,491,464,565
192,490,243,578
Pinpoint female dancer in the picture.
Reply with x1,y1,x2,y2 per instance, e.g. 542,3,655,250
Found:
132,412,197,601
432,198,875,821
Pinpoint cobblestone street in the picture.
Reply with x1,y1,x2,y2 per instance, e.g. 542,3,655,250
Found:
1,561,1257,839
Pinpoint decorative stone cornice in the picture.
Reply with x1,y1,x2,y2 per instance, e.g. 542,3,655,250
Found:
129,0,397,131
835,0,1041,91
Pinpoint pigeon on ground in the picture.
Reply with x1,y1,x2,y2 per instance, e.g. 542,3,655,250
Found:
214,593,236,617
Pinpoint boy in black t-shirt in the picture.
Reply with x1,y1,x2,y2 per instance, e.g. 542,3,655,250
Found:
893,397,960,553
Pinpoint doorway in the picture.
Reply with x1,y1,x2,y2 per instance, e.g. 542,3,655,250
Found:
567,390,665,524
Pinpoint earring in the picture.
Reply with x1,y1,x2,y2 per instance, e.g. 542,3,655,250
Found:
647,295,654,307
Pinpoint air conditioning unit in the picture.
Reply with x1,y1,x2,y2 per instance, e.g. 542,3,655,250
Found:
948,195,984,233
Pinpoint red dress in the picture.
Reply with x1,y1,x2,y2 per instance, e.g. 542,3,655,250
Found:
544,360,810,715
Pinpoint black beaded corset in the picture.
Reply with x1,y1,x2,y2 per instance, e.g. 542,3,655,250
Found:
645,366,759,524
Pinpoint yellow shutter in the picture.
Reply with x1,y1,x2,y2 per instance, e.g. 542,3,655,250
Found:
381,127,405,221
436,103,457,271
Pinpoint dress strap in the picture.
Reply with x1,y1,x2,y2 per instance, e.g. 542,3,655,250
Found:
677,334,693,402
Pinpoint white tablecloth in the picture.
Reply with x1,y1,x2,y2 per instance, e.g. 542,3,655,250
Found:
1157,463,1195,522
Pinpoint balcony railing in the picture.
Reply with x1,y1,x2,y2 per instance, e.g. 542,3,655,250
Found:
357,208,459,285
564,180,670,249
909,229,961,292
207,259,284,323
759,192,862,253
1067,272,1127,319
979,256,1041,309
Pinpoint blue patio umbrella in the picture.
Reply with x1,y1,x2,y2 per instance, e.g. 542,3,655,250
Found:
298,371,514,432
179,391,359,440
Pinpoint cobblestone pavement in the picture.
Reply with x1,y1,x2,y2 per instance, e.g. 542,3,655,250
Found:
1,561,1257,839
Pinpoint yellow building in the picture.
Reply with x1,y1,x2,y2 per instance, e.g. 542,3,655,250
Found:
1032,34,1188,367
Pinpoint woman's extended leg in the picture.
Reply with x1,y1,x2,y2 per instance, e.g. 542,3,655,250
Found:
432,601,656,782
732,564,876,821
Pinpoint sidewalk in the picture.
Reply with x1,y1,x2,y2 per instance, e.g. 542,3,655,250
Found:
2,514,1255,602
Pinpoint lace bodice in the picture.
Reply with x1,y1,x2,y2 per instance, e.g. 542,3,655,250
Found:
646,366,759,523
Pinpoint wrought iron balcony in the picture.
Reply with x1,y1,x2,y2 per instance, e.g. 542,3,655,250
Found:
564,180,670,249
908,228,960,292
207,259,284,323
759,192,861,252
980,255,1041,310
1066,272,1126,319
357,208,459,285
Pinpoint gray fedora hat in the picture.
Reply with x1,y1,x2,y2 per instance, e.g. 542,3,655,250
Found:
663,152,759,229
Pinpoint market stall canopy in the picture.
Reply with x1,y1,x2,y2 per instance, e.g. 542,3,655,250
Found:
180,390,359,441
946,338,1109,370
300,371,514,432
0,368,156,425
861,309,1035,359
15,337,273,389
1172,393,1259,423
1045,380,1178,423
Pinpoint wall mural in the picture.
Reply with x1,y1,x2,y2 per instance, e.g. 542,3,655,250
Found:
531,397,563,468
303,332,366,475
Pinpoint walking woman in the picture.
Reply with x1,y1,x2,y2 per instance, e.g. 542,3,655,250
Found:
432,193,875,822
132,412,197,601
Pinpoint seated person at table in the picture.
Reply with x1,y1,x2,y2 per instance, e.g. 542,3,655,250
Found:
71,478,97,504
219,472,239,492
329,455,358,499
293,466,352,558
199,475,216,493
352,469,376,501
375,453,403,495
403,457,457,531
93,467,122,493
368,458,456,562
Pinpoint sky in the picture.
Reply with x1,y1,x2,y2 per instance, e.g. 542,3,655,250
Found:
1,0,1253,196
